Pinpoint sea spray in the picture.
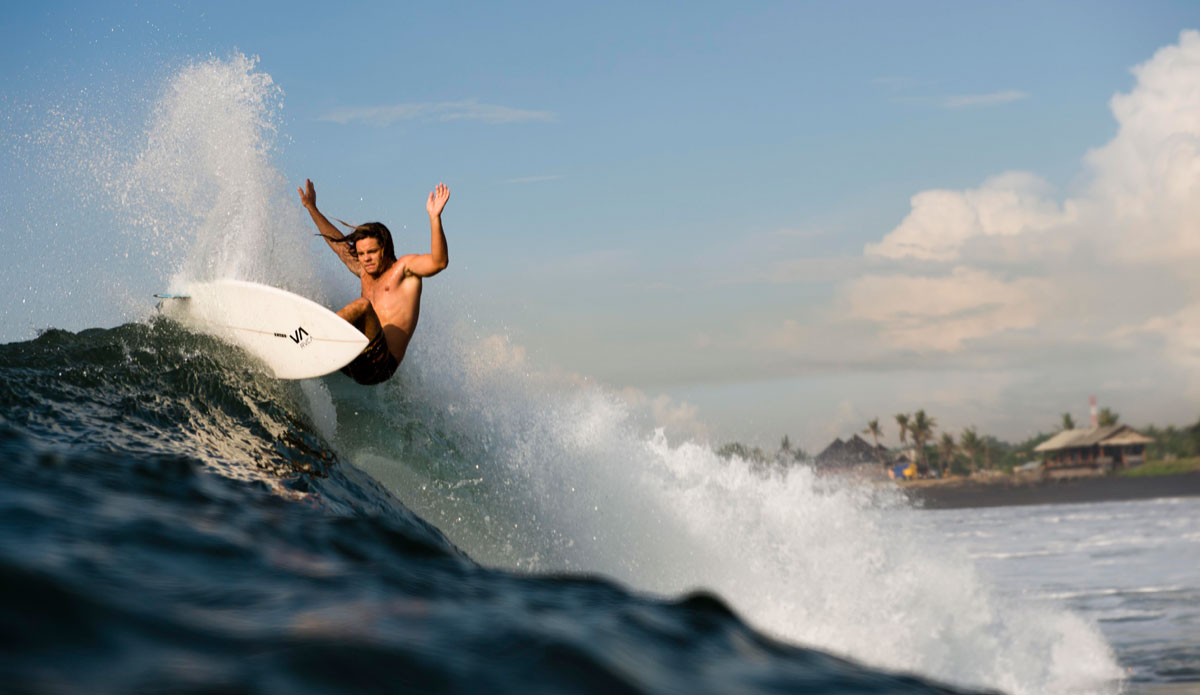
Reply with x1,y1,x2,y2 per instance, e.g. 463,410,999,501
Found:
339,310,1125,695
116,53,318,297
103,54,345,439
12,53,321,337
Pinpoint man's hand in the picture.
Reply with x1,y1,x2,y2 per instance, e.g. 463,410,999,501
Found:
426,182,449,218
297,179,317,210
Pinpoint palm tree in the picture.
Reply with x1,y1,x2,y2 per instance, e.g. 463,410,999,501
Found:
894,413,910,446
908,410,936,473
959,427,984,472
1060,412,1075,431
1098,407,1119,427
863,418,885,469
938,432,956,477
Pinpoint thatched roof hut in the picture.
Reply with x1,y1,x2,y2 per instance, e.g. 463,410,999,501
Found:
814,434,889,468
1033,425,1153,475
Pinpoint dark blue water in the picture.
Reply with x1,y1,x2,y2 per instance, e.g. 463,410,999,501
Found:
0,321,992,694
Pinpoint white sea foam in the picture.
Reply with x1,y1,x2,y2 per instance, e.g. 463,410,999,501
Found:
968,549,1061,560
338,309,1126,695
1040,585,1185,601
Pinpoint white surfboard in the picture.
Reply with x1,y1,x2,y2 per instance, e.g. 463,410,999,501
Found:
157,279,368,380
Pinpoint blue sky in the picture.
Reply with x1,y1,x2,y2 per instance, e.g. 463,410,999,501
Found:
4,2,1200,450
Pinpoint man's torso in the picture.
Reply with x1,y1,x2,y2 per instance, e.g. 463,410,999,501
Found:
361,256,423,362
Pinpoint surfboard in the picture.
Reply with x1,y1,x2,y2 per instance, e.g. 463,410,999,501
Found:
156,279,368,380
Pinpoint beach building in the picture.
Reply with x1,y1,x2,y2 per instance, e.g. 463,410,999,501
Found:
1033,425,1153,478
814,435,889,471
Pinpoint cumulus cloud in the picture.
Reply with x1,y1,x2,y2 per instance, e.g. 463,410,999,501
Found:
847,29,1200,365
865,172,1072,262
1083,32,1200,264
843,267,1052,352
320,99,555,125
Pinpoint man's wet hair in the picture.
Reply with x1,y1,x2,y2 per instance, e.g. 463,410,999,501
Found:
319,220,396,262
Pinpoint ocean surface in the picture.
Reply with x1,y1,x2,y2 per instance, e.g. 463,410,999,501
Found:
920,499,1200,693
0,53,1177,694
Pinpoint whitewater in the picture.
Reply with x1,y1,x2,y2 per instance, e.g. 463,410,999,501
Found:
0,53,1128,694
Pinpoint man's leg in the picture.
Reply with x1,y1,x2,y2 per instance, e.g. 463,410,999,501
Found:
336,298,381,340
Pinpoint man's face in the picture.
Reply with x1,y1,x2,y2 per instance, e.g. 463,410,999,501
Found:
356,237,384,275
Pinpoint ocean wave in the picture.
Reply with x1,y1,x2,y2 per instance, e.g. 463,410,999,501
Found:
0,322,1002,695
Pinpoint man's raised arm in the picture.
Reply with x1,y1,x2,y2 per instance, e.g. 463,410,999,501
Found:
405,183,450,278
298,178,361,276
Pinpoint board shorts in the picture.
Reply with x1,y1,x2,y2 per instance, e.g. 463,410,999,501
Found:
340,331,399,386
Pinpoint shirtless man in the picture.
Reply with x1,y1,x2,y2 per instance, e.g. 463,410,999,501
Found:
297,178,449,385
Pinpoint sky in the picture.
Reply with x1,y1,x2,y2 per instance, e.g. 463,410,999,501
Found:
3,1,1200,452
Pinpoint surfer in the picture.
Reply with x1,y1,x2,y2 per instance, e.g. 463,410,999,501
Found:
298,179,450,385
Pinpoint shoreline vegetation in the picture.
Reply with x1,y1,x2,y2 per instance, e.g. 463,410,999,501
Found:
715,411,1200,509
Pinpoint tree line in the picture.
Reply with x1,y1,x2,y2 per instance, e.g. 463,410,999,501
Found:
714,409,1200,476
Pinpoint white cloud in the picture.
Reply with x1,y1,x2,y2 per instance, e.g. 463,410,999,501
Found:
617,387,709,441
843,267,1051,352
663,29,1200,436
1082,30,1200,264
942,90,1030,108
869,30,1200,264
864,172,1072,262
848,30,1200,363
320,99,555,125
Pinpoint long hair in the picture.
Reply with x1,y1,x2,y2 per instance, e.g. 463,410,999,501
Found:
318,220,396,262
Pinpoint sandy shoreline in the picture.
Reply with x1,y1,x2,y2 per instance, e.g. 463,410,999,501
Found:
901,471,1200,510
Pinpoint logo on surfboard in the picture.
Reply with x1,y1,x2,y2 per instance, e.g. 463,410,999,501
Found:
289,326,312,348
